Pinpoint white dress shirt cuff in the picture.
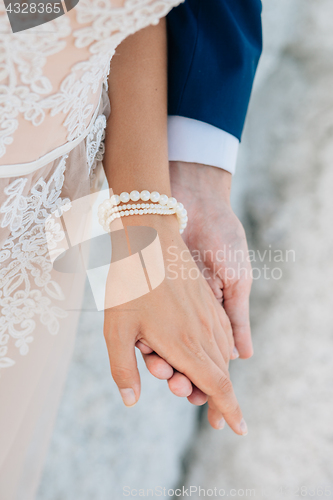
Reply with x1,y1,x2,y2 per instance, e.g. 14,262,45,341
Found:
168,115,239,175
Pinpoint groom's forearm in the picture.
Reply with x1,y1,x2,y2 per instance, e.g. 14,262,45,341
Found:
170,161,232,204
167,0,262,140
167,0,263,175
168,116,239,175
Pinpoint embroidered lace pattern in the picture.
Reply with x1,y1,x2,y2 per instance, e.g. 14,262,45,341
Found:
0,15,72,158
0,157,71,372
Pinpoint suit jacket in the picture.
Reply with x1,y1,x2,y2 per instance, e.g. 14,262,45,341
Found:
167,0,263,141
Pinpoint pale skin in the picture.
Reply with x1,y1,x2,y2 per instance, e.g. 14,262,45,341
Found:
170,161,253,357
138,162,253,405
103,18,248,434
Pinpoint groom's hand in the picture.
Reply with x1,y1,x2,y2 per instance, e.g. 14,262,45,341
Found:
137,160,252,408
170,161,253,359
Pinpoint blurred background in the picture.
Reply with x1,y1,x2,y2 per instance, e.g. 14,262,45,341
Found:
37,0,333,498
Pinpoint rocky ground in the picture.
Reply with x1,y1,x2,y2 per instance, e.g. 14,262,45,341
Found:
38,1,333,498
183,1,333,498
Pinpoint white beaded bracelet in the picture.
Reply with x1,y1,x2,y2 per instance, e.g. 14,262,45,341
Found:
98,190,188,234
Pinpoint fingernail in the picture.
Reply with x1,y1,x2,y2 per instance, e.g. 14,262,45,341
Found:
240,418,248,435
120,388,137,406
232,347,240,359
217,418,225,430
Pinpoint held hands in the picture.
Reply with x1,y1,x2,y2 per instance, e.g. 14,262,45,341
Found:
135,162,253,423
103,19,249,433
103,214,248,435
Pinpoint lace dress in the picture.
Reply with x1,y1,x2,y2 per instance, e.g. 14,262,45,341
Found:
0,1,181,497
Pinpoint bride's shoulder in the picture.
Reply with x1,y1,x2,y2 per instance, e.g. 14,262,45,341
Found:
0,0,182,171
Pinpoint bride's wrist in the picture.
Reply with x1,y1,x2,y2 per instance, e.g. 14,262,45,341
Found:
115,212,181,238
98,190,188,234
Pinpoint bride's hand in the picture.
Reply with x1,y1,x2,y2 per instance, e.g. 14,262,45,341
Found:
103,214,248,435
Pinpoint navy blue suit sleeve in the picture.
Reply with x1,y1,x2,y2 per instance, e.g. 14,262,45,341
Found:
167,0,263,141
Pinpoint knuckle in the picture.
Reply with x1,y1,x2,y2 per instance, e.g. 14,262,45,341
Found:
180,331,205,360
111,364,133,383
104,325,119,342
216,374,233,396
201,321,215,344
224,402,241,421
215,376,241,418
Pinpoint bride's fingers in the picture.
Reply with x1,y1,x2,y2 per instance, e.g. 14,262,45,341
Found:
207,397,226,430
141,352,174,380
200,309,231,369
168,371,193,397
187,385,208,406
105,331,141,407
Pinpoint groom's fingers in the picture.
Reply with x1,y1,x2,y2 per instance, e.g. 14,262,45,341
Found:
223,281,253,359
139,348,191,393
141,351,174,380
140,350,198,398
187,385,208,406
138,345,209,403
167,371,193,397
209,274,224,301
200,268,238,361
207,397,226,430
212,299,239,361
135,340,153,354
199,241,253,360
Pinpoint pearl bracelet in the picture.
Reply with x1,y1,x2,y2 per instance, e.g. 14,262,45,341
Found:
98,190,188,234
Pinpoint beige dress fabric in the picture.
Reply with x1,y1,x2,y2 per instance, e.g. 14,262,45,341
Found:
0,1,182,498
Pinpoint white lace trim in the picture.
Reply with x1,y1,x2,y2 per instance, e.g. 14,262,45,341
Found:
0,156,71,372
86,114,107,184
0,0,183,163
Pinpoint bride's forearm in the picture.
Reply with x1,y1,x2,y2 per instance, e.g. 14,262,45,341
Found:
103,18,171,197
